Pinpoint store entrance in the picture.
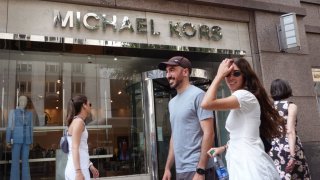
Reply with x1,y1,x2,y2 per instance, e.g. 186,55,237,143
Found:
141,69,212,180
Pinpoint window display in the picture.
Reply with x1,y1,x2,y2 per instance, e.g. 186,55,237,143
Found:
0,51,149,179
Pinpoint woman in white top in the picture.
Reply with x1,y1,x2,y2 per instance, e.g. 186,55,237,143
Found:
201,58,285,180
65,95,99,180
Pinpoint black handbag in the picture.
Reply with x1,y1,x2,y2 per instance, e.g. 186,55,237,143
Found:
60,129,69,153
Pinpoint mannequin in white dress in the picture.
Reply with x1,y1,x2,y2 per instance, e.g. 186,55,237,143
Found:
201,58,285,180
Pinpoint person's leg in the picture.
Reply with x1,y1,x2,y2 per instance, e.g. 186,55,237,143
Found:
176,171,196,180
11,144,22,180
176,168,216,180
205,167,216,180
21,143,30,180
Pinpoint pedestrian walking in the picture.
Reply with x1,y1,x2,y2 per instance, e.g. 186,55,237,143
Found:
64,95,99,180
158,56,215,180
269,79,312,180
202,58,284,180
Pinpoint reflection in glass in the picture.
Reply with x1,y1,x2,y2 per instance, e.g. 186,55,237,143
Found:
0,49,224,179
0,51,155,179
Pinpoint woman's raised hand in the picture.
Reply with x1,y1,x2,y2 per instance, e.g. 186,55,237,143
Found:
216,58,234,78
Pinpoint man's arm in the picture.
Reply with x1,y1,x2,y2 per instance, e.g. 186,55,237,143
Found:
197,117,214,169
162,135,175,180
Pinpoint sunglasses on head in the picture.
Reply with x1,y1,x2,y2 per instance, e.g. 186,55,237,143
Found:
226,70,242,77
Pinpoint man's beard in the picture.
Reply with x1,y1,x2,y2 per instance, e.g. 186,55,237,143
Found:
169,78,183,89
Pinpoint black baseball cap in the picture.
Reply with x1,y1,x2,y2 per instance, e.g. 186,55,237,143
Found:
158,56,192,73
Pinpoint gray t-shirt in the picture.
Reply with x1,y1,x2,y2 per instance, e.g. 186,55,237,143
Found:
169,85,214,173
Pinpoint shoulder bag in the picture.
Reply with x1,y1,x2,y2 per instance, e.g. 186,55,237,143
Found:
60,128,69,153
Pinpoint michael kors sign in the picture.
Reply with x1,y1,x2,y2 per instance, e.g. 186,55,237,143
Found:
53,10,223,41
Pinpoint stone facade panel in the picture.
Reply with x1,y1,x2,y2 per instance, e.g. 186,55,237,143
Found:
115,0,189,15
307,33,320,67
302,3,320,27
188,4,250,22
253,0,301,6
0,0,7,32
260,53,314,97
291,97,320,141
303,142,320,179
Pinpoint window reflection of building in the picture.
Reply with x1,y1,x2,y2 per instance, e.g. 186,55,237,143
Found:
45,63,59,73
17,62,32,95
44,62,62,126
71,82,85,94
312,68,320,114
17,62,32,72
17,81,32,93
1,52,148,179
72,64,84,73
314,82,320,113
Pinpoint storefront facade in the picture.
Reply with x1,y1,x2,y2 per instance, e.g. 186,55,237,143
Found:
0,0,319,179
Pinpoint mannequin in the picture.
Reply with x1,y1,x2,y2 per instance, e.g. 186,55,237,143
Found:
6,95,33,180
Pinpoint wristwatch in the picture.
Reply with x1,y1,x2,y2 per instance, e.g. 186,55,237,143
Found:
196,168,206,175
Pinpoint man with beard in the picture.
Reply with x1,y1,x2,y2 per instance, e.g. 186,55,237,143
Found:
158,56,215,180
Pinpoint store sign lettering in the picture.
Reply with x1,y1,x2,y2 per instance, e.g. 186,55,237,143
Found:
53,10,222,41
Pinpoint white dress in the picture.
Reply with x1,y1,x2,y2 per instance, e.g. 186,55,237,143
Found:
225,90,280,180
65,125,90,180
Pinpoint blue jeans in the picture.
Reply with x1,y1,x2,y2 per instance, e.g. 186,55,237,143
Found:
11,143,30,180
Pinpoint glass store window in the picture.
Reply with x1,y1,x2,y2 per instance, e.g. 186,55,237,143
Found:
0,50,151,179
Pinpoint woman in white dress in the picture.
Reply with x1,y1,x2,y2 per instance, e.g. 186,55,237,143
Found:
201,58,285,180
65,95,99,180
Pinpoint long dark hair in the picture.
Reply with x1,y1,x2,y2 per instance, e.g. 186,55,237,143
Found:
66,95,88,126
234,58,285,139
